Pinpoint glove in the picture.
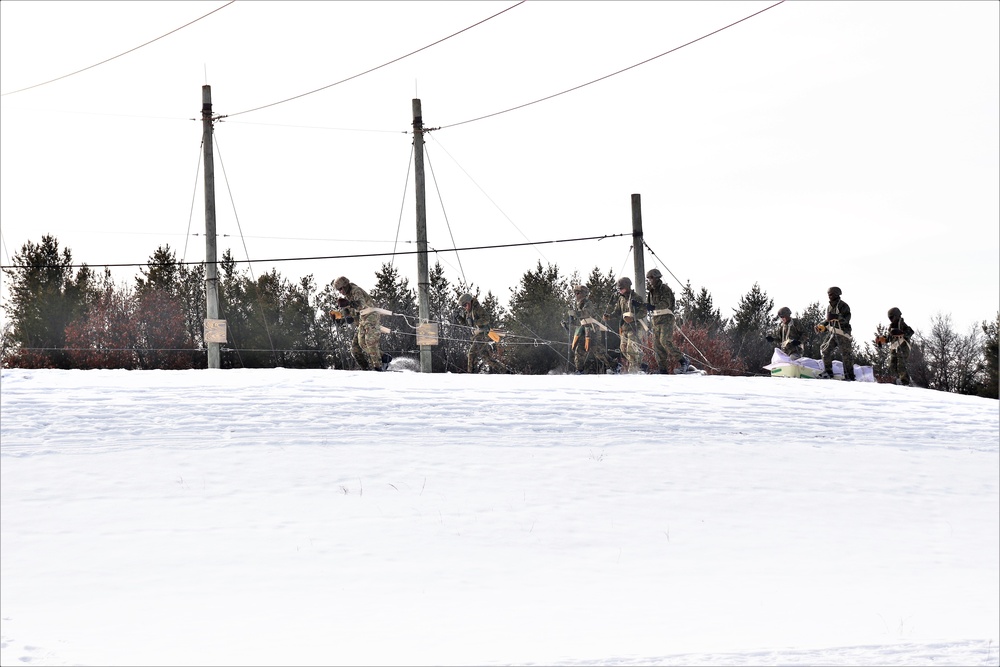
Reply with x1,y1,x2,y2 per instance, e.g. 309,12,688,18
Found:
765,335,774,343
876,335,887,346
345,316,354,324
631,299,644,309
337,297,350,308
890,328,902,336
646,303,655,313
815,323,827,333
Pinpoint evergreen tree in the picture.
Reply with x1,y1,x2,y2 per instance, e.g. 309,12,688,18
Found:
135,245,182,296
583,266,620,355
797,302,826,360
728,283,774,375
218,252,317,368
427,263,464,372
689,286,725,332
134,245,198,369
2,235,95,368
371,262,418,361
980,313,999,399
505,261,571,374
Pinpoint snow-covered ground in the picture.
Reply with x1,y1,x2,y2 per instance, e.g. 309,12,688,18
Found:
1,367,997,666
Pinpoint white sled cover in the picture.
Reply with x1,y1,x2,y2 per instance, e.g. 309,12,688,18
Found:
763,348,874,382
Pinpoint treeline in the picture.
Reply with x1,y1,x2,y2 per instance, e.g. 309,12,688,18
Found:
2,235,997,398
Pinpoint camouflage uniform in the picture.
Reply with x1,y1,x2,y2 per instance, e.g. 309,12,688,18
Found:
570,293,612,374
605,288,646,373
646,277,686,373
886,311,915,386
773,317,807,359
820,293,854,379
462,297,503,373
338,282,382,371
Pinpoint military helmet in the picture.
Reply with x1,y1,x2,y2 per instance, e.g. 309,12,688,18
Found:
827,286,842,298
777,306,792,319
572,284,590,297
458,293,473,307
334,276,350,290
888,307,901,320
646,268,662,281
615,276,632,289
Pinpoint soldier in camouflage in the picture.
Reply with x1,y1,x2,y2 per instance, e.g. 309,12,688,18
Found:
768,306,807,360
334,276,384,371
879,307,914,386
459,293,504,373
603,276,646,373
569,284,612,374
818,286,855,381
645,268,689,374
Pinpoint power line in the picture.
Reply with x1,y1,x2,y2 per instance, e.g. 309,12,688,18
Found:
435,0,786,130
0,1,236,97
0,233,629,270
222,1,526,120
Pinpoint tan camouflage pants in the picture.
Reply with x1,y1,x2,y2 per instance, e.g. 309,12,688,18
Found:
468,332,502,373
888,341,910,385
821,331,854,376
651,318,684,373
351,319,382,370
619,324,644,373
572,327,611,374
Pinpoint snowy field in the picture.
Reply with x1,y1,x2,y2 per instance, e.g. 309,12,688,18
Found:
1,367,997,667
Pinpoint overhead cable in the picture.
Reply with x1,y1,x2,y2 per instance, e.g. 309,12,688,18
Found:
435,0,786,130
0,233,628,271
222,1,526,120
0,1,236,97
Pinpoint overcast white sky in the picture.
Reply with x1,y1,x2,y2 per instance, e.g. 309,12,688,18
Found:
1,1,997,342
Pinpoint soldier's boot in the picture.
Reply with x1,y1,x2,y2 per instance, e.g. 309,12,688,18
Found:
818,367,834,379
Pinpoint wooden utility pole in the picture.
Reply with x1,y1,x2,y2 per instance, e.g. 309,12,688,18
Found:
631,194,647,302
202,85,221,369
412,99,432,373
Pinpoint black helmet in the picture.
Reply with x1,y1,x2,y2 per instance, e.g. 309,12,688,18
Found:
777,306,791,319
646,268,662,281
888,307,901,320
827,286,842,298
616,277,632,289
334,276,350,291
458,293,473,307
